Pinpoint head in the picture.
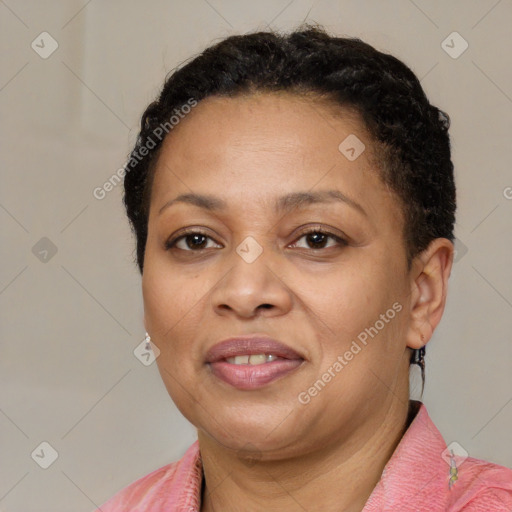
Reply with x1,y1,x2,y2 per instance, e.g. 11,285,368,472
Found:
123,25,455,457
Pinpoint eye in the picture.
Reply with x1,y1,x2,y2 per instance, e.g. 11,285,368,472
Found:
289,228,348,250
165,227,348,253
165,229,221,252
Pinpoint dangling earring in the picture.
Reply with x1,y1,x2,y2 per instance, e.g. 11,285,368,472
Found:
410,338,426,394
144,332,152,350
410,346,425,371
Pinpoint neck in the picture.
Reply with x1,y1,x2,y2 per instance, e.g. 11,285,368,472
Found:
199,396,417,512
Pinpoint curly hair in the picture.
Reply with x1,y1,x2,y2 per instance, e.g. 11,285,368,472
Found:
124,23,456,279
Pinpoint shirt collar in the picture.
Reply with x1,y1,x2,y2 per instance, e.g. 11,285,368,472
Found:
362,400,450,510
177,400,449,511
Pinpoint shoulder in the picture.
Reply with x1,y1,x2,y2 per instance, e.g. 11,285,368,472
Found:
449,456,512,511
365,402,512,512
96,462,179,510
95,441,201,511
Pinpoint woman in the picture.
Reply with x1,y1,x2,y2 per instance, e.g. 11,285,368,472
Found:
97,24,512,511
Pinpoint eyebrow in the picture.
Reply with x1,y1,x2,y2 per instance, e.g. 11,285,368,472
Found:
158,189,367,217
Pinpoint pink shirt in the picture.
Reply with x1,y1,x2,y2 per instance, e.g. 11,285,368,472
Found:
96,402,512,511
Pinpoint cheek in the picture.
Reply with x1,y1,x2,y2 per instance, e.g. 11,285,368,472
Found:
142,255,204,331
309,254,407,373
315,261,395,328
142,256,218,380
143,265,205,407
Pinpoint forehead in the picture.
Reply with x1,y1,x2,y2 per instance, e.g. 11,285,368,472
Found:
149,92,400,224
160,92,367,158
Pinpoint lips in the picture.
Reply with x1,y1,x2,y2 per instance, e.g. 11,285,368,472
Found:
205,335,303,363
205,335,305,390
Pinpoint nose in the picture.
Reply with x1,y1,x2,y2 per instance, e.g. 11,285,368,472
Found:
210,244,293,319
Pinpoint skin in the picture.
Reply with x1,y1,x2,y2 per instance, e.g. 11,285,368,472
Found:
142,91,454,512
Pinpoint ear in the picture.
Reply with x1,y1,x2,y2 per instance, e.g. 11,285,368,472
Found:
406,238,454,350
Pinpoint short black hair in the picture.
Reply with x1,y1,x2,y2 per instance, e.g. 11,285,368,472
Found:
124,23,456,277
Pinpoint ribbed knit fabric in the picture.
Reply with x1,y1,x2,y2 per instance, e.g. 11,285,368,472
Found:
96,402,512,511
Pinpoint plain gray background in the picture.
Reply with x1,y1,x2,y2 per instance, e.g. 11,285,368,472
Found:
1,1,511,510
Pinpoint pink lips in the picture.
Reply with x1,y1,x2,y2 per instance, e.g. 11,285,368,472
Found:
205,336,304,390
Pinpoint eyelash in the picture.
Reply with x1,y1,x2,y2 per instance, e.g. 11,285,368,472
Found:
165,227,348,253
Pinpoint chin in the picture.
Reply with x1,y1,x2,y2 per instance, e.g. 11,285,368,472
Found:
196,406,304,453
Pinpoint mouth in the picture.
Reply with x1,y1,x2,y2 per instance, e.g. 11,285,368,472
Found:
224,354,283,365
205,335,305,390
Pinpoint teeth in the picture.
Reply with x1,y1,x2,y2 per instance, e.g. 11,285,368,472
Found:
226,354,278,365
248,354,266,365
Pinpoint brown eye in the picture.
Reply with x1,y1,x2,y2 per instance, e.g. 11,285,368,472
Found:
165,227,348,254
165,230,220,251
290,229,348,250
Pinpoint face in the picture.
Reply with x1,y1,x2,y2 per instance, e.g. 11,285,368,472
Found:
142,92,414,459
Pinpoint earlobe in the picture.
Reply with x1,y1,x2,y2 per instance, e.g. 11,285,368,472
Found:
406,238,454,350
